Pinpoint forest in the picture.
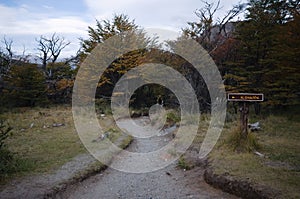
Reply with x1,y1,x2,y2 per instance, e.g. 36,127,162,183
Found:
0,0,298,112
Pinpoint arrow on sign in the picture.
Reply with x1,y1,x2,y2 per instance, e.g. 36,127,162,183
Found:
227,93,264,102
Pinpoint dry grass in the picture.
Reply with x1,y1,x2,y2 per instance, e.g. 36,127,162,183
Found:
209,112,300,198
0,105,125,183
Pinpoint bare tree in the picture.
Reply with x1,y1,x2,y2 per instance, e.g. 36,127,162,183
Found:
195,0,221,45
183,0,246,53
3,36,13,61
18,44,30,63
1,37,30,66
217,3,247,36
37,35,51,70
0,37,14,77
36,33,70,70
48,33,70,63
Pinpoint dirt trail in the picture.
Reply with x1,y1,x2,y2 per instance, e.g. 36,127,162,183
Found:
58,118,237,199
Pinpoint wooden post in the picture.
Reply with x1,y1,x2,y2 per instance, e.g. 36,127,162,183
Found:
239,102,249,138
228,93,263,138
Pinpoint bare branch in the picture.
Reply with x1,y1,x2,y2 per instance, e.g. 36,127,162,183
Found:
36,33,70,70
48,33,70,63
184,0,245,53
3,36,13,60
217,2,246,35
36,35,51,70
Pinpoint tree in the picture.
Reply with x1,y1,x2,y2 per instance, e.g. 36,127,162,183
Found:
2,64,47,107
80,14,138,59
1,38,17,98
3,37,13,63
0,50,10,79
160,1,245,111
272,10,300,106
224,0,300,111
182,0,245,53
79,14,155,98
36,33,70,71
46,62,76,103
0,37,13,78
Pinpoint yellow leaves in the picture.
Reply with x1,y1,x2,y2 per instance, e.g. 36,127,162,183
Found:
56,79,74,90
224,73,247,81
46,79,74,96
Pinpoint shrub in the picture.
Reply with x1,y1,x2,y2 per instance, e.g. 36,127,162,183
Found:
0,119,14,178
226,125,260,152
0,148,14,175
0,119,12,150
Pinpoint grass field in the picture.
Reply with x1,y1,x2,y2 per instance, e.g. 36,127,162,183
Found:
208,110,300,198
0,105,125,184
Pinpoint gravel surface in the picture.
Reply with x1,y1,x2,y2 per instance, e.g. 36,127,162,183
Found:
59,164,237,199
58,118,237,199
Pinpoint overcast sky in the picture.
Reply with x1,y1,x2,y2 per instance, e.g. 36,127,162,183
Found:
0,0,247,58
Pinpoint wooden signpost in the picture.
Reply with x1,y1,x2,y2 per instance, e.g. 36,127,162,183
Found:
227,93,264,137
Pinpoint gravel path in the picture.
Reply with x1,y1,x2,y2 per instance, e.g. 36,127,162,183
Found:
58,118,237,199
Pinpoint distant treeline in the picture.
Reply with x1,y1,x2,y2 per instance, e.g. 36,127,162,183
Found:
0,0,299,113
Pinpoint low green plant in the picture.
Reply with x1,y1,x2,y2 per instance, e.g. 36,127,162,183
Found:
107,128,120,142
95,98,112,115
0,149,35,181
177,156,191,170
166,111,180,124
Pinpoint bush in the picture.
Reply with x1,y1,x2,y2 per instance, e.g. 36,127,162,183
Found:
0,148,35,181
0,119,12,150
226,125,260,152
0,148,15,175
0,119,14,178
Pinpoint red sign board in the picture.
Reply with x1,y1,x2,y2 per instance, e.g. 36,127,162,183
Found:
227,93,264,102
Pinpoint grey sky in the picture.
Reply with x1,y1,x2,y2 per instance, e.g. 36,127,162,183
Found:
0,0,247,57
